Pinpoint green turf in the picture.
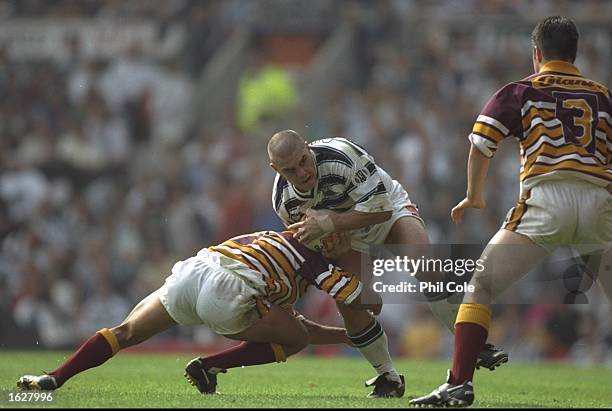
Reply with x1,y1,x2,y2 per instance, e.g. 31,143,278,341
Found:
1,351,611,408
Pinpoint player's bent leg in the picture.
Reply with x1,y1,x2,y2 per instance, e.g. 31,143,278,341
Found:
336,301,373,333
184,303,308,394
466,229,549,373
335,303,404,398
386,217,455,328
386,216,457,331
385,216,508,372
466,229,550,304
411,229,551,407
458,230,547,379
111,290,178,349
227,303,308,354
385,215,430,246
17,290,178,391
384,215,431,281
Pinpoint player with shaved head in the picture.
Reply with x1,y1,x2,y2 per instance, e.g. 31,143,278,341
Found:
268,130,508,398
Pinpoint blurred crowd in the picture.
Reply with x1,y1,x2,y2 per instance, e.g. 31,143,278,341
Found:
1,0,611,365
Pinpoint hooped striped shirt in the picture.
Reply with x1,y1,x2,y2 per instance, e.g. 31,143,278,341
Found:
468,60,611,192
209,231,363,309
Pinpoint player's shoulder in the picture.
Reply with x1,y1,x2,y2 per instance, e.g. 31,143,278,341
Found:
277,231,319,259
310,137,369,162
491,78,532,99
310,136,351,148
223,230,281,245
309,137,365,151
585,78,611,99
480,79,534,115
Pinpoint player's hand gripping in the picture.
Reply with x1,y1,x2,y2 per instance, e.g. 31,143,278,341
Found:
450,196,486,224
287,208,335,244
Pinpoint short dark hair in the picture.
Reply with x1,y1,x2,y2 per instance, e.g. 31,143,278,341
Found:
531,16,579,62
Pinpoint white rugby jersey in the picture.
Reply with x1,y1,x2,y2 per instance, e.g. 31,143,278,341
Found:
272,138,395,226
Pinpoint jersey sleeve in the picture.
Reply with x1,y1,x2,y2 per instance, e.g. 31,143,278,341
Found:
287,231,363,305
468,84,522,158
313,265,363,304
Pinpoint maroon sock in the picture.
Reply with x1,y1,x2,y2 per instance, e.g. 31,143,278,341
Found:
49,333,114,387
200,342,278,370
450,323,488,384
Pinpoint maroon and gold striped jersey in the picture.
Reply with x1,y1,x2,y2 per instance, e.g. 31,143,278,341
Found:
209,231,362,309
469,61,611,191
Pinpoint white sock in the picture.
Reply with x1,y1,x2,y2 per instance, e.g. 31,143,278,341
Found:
348,319,401,382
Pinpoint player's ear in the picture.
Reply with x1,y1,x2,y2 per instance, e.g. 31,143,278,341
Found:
270,162,279,173
534,46,543,63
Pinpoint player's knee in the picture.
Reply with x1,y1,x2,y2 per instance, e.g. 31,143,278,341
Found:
465,275,493,304
387,217,430,245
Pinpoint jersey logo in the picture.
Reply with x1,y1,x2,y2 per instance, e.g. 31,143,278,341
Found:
289,208,302,223
353,169,368,185
320,184,345,198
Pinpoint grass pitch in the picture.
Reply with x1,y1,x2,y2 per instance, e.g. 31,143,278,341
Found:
1,351,611,408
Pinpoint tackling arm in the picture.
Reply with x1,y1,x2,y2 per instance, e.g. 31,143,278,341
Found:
289,208,391,244
298,316,351,345
329,210,392,232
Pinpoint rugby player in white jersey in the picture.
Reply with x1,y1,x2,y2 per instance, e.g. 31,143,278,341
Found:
268,131,508,397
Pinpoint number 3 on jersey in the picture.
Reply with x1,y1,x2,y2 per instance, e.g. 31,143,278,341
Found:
553,91,599,154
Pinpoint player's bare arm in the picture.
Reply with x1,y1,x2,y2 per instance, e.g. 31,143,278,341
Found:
288,208,391,243
451,144,491,224
299,316,351,345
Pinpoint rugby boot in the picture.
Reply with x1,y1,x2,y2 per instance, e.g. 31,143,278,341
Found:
184,357,226,394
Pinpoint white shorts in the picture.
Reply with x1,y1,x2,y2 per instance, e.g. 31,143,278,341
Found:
158,249,265,335
350,180,425,254
503,180,612,253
